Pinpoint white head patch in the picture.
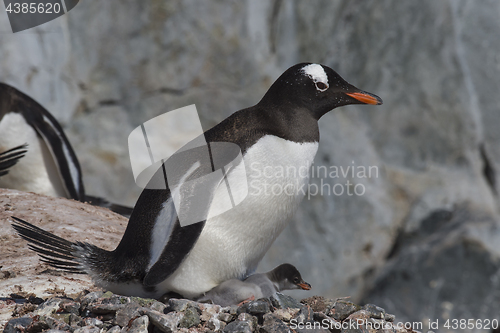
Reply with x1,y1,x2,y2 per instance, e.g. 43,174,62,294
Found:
301,64,329,92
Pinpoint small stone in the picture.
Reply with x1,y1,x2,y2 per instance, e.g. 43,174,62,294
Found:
26,315,50,332
237,299,269,316
329,299,361,321
59,300,81,314
139,307,184,332
4,316,33,333
273,308,300,322
269,293,303,309
218,312,233,322
127,315,149,333
385,313,396,322
88,295,131,314
69,313,82,326
101,291,114,298
260,313,289,333
345,309,371,322
294,306,314,323
106,325,122,333
148,300,166,313
207,316,226,331
82,317,104,327
226,305,239,316
35,298,64,316
237,312,252,321
238,312,258,330
178,305,201,328
12,302,37,317
222,320,252,333
167,298,200,312
52,313,71,324
115,302,143,327
130,296,158,307
300,296,333,313
362,303,386,319
198,302,222,316
200,304,218,322
90,302,128,314
80,291,104,306
73,325,101,333
314,312,340,330
45,316,72,331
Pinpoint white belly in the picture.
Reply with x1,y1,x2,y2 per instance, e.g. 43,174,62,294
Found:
0,113,67,197
158,135,318,298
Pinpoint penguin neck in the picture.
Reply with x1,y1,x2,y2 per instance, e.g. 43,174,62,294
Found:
254,102,321,144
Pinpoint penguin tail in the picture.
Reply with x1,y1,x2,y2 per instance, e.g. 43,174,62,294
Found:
11,216,88,274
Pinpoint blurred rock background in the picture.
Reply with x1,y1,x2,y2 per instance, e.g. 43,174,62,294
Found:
1,0,500,329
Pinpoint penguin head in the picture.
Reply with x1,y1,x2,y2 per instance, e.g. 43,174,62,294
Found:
271,263,311,291
259,63,383,120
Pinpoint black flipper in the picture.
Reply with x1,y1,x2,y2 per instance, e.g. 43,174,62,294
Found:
0,144,27,177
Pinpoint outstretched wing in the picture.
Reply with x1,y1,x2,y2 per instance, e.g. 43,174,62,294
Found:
0,144,27,177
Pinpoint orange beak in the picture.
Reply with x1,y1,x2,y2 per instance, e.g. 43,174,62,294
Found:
298,282,312,290
345,92,383,105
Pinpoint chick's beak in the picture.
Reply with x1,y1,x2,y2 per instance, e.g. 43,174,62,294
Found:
298,281,312,290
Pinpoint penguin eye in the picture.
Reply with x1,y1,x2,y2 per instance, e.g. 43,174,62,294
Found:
315,82,328,92
293,277,299,284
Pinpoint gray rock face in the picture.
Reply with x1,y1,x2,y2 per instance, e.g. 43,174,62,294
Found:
362,209,500,327
1,0,500,327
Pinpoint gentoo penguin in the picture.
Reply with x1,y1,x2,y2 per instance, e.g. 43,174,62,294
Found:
196,263,311,306
0,144,27,177
0,83,132,216
12,63,382,299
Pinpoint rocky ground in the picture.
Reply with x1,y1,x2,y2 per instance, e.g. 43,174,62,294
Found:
0,188,127,327
0,189,419,333
2,291,411,333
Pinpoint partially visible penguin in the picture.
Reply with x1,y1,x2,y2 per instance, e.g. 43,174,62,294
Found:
0,83,132,216
12,63,382,298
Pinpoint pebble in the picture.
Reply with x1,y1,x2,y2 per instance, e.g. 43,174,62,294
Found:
329,298,362,321
362,303,386,319
3,316,33,333
269,292,303,309
260,313,289,333
178,305,200,328
128,315,149,333
223,320,252,333
237,299,269,316
139,307,184,332
35,298,64,316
